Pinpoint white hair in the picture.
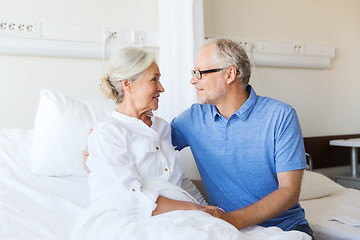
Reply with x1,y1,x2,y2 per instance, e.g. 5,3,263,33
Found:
100,47,156,103
202,38,251,86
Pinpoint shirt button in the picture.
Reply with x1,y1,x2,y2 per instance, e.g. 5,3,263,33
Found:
131,188,136,192
156,147,159,150
165,168,168,172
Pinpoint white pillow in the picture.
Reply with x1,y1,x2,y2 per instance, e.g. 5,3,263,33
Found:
299,170,344,201
31,89,115,176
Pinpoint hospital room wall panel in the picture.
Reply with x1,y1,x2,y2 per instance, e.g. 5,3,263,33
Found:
203,0,360,137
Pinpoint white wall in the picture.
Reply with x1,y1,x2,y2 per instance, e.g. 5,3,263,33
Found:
0,0,159,129
204,0,360,137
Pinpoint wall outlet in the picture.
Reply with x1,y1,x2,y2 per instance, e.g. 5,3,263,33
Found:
238,40,254,52
132,30,144,44
0,17,40,38
103,28,123,42
293,43,305,54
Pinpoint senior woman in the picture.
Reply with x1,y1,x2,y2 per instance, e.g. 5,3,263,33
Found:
71,47,209,239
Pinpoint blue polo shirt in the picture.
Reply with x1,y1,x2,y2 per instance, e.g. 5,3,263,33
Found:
170,85,308,231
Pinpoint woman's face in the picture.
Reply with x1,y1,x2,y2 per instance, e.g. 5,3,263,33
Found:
131,62,164,112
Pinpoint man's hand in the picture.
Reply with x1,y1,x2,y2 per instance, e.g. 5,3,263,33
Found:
203,206,238,227
205,169,304,230
82,129,93,174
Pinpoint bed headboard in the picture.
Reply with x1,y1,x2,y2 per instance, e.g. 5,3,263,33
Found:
303,134,360,169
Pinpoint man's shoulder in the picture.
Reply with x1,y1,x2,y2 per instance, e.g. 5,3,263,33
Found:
256,95,294,114
175,103,211,119
171,104,212,130
185,103,212,112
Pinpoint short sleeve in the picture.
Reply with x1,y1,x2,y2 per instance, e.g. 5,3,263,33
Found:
274,108,307,172
170,115,189,151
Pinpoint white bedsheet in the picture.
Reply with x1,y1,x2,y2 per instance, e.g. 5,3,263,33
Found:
0,129,90,240
300,188,360,240
0,129,310,240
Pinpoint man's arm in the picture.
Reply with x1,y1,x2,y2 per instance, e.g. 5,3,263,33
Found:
206,169,303,229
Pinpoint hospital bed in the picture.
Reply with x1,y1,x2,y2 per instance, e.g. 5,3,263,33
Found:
0,89,354,240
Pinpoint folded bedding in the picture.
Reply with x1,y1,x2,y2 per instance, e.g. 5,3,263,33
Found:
300,185,360,240
0,128,311,240
332,215,360,227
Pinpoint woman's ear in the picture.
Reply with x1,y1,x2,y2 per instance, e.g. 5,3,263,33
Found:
122,80,132,93
225,66,237,85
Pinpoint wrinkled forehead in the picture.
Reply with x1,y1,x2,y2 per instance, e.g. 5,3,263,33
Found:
195,44,217,69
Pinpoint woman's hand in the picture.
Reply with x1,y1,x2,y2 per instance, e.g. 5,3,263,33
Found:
82,129,93,174
152,195,206,216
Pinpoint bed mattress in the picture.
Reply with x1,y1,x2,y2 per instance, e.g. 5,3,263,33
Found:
300,184,360,239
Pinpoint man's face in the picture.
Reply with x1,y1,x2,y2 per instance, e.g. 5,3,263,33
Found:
191,44,227,105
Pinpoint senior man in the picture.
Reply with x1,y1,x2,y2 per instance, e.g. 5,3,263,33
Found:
170,38,313,239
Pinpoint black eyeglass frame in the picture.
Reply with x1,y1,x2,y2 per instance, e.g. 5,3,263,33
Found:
191,68,223,80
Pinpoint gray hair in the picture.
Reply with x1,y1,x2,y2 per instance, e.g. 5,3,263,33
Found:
202,38,251,86
100,47,155,103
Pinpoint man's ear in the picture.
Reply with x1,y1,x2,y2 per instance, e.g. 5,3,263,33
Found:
225,66,238,85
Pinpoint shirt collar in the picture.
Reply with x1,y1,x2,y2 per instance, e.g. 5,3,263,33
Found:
211,85,258,121
111,110,156,128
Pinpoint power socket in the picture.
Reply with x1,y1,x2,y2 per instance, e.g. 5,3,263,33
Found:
239,41,254,52
103,28,123,42
132,30,144,44
0,17,40,38
293,44,305,54
0,22,7,30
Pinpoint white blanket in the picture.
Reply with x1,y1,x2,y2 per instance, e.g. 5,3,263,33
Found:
0,129,90,240
71,180,310,240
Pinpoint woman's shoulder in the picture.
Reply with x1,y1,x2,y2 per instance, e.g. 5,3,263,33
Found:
93,116,129,137
152,116,171,135
152,116,170,126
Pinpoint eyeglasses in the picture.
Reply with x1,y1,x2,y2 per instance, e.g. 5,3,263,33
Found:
191,68,223,80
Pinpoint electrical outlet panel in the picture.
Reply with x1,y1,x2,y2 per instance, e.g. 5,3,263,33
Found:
0,17,40,38
132,30,145,44
103,28,123,43
239,41,254,52
293,43,305,54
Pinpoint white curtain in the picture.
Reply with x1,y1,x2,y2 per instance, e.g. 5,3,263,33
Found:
157,0,204,122
157,0,204,180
